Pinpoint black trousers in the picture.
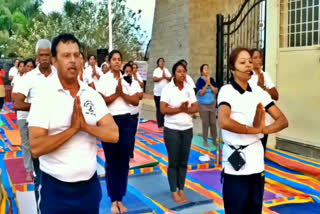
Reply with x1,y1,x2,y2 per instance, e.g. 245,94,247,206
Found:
130,113,139,158
261,134,268,152
154,96,164,128
164,127,193,192
39,171,101,214
0,97,4,110
222,172,265,214
102,114,134,202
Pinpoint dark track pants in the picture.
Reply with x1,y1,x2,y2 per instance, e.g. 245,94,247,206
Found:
102,113,134,202
39,171,101,214
164,127,193,192
222,172,265,214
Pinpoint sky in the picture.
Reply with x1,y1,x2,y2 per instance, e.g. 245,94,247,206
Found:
41,0,155,48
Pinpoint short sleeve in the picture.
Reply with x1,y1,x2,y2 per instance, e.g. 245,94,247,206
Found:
263,72,275,89
133,81,143,93
210,78,218,88
14,74,31,97
28,92,50,129
160,85,170,103
189,87,197,104
196,78,204,91
153,68,161,77
92,91,110,122
165,68,171,78
137,73,143,82
8,68,15,77
256,86,274,110
186,75,196,88
217,86,232,109
96,75,106,95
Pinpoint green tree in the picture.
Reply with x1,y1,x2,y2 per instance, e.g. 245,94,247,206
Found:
2,0,145,60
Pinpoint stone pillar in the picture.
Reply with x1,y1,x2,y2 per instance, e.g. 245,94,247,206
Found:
147,0,245,93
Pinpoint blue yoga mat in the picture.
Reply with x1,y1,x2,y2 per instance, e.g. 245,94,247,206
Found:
270,203,320,214
128,171,212,211
99,179,153,214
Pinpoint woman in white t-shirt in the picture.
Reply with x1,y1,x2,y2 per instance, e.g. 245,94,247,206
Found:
98,50,140,214
132,63,144,89
84,55,103,88
249,49,279,151
218,47,288,214
153,57,171,129
13,59,35,181
160,61,198,204
123,63,143,159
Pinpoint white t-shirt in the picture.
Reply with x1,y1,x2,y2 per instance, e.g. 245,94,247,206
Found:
248,70,275,90
9,67,18,85
153,67,171,96
171,74,196,89
135,72,143,83
248,70,275,125
84,65,103,85
125,79,143,115
14,65,57,105
186,74,196,89
97,72,134,116
161,81,197,130
12,74,29,120
28,77,110,182
218,80,274,175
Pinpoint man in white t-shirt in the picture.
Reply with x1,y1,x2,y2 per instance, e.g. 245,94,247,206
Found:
13,39,56,211
153,57,171,129
28,33,118,214
9,59,19,84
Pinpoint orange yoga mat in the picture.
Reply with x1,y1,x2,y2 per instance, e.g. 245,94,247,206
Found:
138,120,162,133
4,129,21,146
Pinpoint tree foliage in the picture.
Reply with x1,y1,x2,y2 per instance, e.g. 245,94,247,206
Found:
1,0,146,60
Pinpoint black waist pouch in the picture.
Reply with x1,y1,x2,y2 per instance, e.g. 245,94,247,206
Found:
227,145,248,171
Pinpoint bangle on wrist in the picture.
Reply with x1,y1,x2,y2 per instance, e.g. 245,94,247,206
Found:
245,125,248,134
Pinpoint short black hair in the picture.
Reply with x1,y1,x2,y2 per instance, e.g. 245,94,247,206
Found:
18,61,24,68
132,63,138,68
156,57,164,67
108,50,122,62
123,63,133,73
178,59,188,67
80,51,84,59
87,55,96,61
200,64,209,73
24,58,35,68
229,47,251,71
172,61,187,76
101,63,108,70
51,33,80,57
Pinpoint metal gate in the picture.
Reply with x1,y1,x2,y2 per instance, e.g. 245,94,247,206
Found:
216,0,266,87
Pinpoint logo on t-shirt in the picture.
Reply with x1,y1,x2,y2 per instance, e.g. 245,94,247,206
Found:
84,100,96,116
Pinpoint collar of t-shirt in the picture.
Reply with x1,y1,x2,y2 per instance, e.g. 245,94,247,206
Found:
34,65,57,77
51,75,88,96
231,79,252,94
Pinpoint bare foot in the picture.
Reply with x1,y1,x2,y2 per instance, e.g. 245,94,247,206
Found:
204,142,209,147
117,201,128,213
172,192,184,204
26,171,33,182
178,190,189,203
111,202,120,214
